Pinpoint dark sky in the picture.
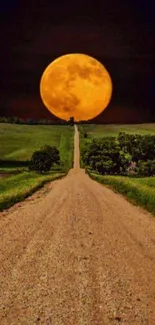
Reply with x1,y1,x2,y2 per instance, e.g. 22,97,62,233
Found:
0,0,155,123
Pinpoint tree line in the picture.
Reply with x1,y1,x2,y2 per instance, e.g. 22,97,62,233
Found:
0,116,90,125
0,116,68,125
81,132,155,177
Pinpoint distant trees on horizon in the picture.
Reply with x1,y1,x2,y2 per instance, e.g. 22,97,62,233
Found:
0,116,91,125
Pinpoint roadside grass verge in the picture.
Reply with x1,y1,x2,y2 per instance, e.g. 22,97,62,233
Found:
88,171,155,216
0,171,65,211
128,177,155,189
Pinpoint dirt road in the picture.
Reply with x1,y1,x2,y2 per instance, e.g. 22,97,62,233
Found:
0,125,155,325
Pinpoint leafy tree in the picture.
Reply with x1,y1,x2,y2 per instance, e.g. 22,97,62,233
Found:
82,132,155,176
41,145,60,165
95,158,114,175
136,160,155,177
68,116,75,126
118,132,155,162
151,160,155,175
119,152,131,175
136,160,151,176
30,150,53,173
81,137,130,175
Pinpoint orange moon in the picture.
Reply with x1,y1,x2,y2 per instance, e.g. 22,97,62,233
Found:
40,53,112,121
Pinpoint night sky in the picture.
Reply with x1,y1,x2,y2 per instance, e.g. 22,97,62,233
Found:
0,0,155,123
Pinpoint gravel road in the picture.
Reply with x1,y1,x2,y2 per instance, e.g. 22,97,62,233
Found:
0,125,155,324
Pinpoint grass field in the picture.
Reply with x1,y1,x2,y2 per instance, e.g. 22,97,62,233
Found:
79,123,155,138
0,171,65,211
88,172,155,216
0,123,74,170
0,123,74,210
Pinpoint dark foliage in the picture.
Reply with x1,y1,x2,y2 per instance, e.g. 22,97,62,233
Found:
81,137,130,175
136,160,155,176
0,116,68,125
68,116,75,126
30,145,60,173
40,145,60,165
82,133,155,176
118,132,155,162
30,150,53,173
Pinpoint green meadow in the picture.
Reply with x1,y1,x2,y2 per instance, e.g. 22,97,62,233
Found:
0,123,74,170
0,123,74,210
79,123,155,138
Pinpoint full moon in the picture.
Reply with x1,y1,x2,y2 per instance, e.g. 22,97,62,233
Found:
40,53,112,121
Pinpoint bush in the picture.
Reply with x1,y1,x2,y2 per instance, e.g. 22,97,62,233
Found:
136,160,155,177
82,133,155,176
151,160,155,175
68,117,74,126
40,145,60,165
95,158,114,175
81,137,130,175
136,160,152,176
118,132,155,162
30,150,53,173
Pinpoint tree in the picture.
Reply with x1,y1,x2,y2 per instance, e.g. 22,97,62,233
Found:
95,158,114,175
30,150,53,173
151,160,155,175
136,160,152,176
118,132,155,162
41,145,60,165
81,136,131,175
68,116,75,126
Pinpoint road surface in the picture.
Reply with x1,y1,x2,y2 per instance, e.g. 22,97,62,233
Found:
0,125,155,324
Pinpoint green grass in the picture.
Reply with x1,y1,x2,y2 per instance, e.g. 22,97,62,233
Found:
0,123,74,170
88,172,155,216
79,123,155,138
128,177,155,189
0,171,65,211
0,123,74,210
0,167,25,173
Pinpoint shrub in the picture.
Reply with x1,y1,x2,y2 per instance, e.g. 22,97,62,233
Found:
81,137,130,175
151,160,155,175
40,145,60,165
30,150,53,173
95,158,114,175
82,133,155,176
68,117,74,125
118,132,155,162
136,160,152,177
